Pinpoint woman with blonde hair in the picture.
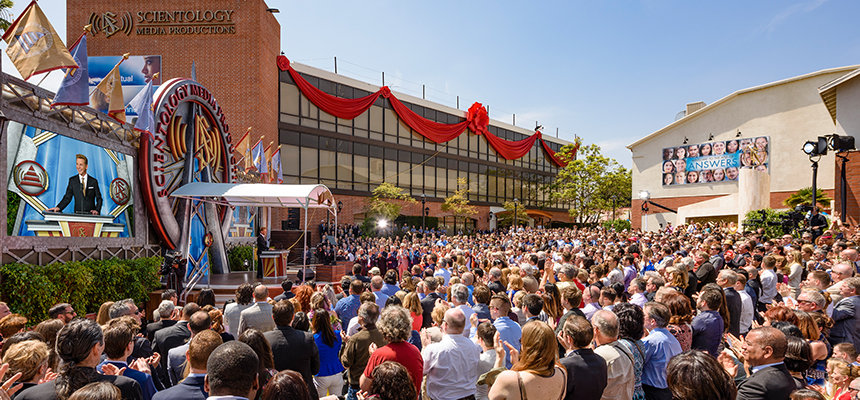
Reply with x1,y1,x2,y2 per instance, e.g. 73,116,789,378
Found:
507,275,523,301
2,340,50,394
825,358,860,400
787,250,804,297
96,302,114,325
489,321,566,400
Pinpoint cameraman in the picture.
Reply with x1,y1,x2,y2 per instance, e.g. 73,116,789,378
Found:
809,207,827,240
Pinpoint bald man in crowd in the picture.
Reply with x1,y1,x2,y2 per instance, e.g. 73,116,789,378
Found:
238,284,275,334
422,308,482,400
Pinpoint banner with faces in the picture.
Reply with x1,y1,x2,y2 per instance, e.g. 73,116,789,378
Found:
661,136,769,186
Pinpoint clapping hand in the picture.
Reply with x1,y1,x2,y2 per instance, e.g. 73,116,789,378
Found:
0,364,22,400
38,368,57,384
99,363,126,376
368,342,378,356
130,358,151,375
146,353,161,368
717,351,739,378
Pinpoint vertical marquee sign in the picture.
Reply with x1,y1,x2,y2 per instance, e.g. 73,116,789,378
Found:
139,78,238,278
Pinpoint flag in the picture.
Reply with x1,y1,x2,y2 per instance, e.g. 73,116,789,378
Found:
91,55,128,123
2,1,78,80
234,127,251,170
271,145,282,183
251,138,265,173
129,73,156,136
263,142,274,183
191,61,197,81
52,30,88,106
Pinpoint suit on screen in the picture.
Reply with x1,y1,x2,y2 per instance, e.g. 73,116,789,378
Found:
55,174,102,213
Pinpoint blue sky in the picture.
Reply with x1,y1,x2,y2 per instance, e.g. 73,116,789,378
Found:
8,1,860,167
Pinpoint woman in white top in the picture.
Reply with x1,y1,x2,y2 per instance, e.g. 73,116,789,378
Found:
787,250,804,298
489,321,567,400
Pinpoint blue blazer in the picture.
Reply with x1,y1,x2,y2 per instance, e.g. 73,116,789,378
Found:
97,360,158,400
151,374,207,400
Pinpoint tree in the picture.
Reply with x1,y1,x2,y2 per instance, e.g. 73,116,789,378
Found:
441,177,477,234
547,141,629,224
783,187,832,209
496,200,528,227
366,182,415,222
0,1,12,33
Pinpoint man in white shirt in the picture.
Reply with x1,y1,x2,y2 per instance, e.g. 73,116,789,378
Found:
434,258,452,286
627,278,648,307
735,273,754,335
450,284,475,337
580,286,601,320
758,255,778,310
422,308,481,400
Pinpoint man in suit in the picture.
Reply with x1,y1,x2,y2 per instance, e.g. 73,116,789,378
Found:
264,299,320,399
153,330,223,400
717,269,743,337
168,311,211,385
146,300,178,342
238,284,275,335
558,316,607,400
735,326,796,400
256,227,270,279
154,303,199,388
830,277,860,348
420,276,442,328
694,251,717,287
47,153,102,214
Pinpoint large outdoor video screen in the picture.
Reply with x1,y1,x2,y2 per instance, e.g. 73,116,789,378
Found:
661,136,770,186
89,55,161,117
6,122,135,237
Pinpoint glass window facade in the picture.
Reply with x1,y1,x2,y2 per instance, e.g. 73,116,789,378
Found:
278,70,567,210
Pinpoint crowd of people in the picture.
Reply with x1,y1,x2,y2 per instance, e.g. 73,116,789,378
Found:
0,223,859,400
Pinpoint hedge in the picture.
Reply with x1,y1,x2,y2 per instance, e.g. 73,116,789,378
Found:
0,257,162,324
227,245,254,271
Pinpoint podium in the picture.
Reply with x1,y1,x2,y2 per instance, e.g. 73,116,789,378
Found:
260,250,289,278
26,212,125,237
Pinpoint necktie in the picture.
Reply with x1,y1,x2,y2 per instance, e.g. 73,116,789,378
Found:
81,177,86,196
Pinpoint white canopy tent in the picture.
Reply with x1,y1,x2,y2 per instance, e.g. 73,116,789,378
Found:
170,182,338,283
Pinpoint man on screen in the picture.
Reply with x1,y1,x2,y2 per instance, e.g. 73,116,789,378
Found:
47,154,102,215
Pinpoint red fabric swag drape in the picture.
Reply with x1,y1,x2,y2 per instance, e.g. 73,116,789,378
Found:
385,93,469,143
287,67,382,120
484,130,541,160
541,138,567,167
277,55,564,164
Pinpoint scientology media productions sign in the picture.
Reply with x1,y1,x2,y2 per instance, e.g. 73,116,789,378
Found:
88,9,236,37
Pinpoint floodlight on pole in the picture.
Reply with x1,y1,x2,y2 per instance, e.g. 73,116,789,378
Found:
377,219,388,229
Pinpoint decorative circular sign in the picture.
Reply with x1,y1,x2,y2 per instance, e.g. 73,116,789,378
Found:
139,78,236,249
13,160,49,196
110,177,130,205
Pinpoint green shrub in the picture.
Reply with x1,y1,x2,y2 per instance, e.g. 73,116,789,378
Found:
228,245,254,271
0,257,161,324
602,219,632,231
